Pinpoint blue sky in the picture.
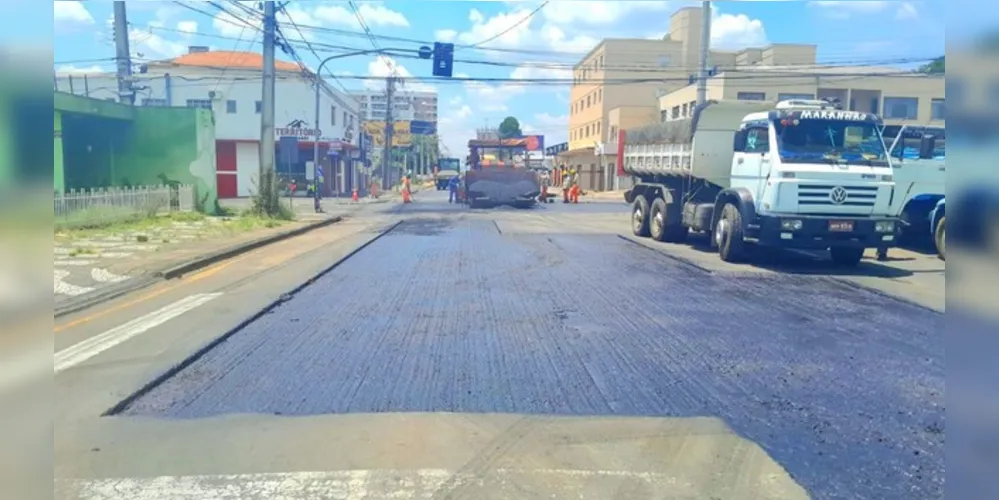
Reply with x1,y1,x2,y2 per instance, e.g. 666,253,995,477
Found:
53,1,945,154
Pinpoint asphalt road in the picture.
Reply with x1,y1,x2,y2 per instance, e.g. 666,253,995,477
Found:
55,191,945,500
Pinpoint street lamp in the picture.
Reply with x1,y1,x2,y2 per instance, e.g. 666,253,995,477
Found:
311,47,430,212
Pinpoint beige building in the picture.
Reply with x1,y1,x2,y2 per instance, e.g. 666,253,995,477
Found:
658,66,945,128
563,5,818,191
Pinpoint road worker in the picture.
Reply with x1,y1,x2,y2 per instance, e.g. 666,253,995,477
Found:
569,169,580,204
448,173,461,203
562,168,574,203
401,174,413,203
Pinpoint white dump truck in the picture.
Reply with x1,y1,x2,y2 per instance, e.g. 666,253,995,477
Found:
882,125,945,242
622,99,900,266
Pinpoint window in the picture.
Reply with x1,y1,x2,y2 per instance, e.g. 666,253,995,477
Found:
598,89,602,102
585,125,590,136
883,97,918,119
661,110,668,122
671,106,680,119
778,93,815,101
681,103,688,117
931,98,945,120
186,99,212,109
142,98,167,107
737,92,766,101
587,95,591,106
610,125,618,138
226,100,237,113
331,106,337,125
744,128,769,153
870,98,878,115
255,101,262,113
343,111,347,126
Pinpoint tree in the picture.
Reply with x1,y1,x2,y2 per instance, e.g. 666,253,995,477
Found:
498,116,522,139
497,117,522,160
918,56,944,74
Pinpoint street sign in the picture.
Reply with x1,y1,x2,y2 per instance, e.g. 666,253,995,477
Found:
418,45,432,59
432,42,454,78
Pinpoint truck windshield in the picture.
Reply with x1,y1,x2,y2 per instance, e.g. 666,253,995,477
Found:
774,119,889,166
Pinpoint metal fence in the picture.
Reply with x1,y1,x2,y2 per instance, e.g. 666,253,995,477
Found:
55,184,196,228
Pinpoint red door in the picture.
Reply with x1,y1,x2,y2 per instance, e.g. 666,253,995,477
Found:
216,141,238,198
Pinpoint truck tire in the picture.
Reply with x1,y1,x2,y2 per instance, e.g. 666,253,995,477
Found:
716,204,746,262
649,198,689,243
632,197,651,237
934,215,945,260
830,247,864,266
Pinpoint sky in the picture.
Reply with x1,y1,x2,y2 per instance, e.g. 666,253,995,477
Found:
53,0,946,155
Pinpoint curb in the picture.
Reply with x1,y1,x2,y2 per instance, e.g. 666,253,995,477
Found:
158,216,343,279
54,216,344,319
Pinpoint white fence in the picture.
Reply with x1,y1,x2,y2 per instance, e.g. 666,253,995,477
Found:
55,184,196,227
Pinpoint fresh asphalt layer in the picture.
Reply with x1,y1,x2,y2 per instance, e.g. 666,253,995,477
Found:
111,197,944,500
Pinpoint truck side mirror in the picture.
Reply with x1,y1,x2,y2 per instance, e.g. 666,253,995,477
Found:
919,135,935,159
733,131,747,152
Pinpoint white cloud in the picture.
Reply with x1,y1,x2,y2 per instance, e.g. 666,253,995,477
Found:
529,112,569,145
312,2,409,29
449,95,463,106
54,1,94,27
176,20,198,36
366,55,434,92
808,1,890,19
711,9,768,49
539,1,675,27
435,29,458,42
510,65,571,81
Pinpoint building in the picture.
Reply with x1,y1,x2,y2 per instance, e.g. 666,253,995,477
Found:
657,66,945,127
350,89,439,123
54,92,219,211
54,47,363,198
564,6,817,190
561,5,944,192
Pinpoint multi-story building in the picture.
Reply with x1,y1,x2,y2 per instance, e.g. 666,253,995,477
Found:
351,89,439,123
657,65,944,127
561,5,944,192
53,47,363,198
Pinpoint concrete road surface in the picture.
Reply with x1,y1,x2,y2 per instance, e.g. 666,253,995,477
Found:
55,192,943,500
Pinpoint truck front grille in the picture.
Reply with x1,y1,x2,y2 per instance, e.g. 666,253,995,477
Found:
798,184,878,207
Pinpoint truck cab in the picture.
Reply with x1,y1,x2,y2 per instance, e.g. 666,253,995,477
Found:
729,101,898,258
882,125,945,240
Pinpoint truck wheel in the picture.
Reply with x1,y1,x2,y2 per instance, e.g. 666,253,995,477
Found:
934,215,945,260
830,247,864,266
716,204,746,262
649,198,689,243
632,197,651,237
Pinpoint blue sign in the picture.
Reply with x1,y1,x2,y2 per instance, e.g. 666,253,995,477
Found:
432,42,454,78
410,120,437,135
418,45,433,59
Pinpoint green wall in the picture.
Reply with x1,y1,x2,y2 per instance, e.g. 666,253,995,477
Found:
55,92,218,214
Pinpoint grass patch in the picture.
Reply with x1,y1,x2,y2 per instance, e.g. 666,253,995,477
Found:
55,209,292,247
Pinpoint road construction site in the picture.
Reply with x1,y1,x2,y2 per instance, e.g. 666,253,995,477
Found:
55,190,943,500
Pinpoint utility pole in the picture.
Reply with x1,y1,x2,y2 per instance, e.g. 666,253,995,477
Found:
696,0,712,107
382,76,396,190
112,1,134,104
260,1,277,209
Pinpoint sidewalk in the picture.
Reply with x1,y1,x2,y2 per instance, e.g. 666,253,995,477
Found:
581,190,627,202
53,201,384,314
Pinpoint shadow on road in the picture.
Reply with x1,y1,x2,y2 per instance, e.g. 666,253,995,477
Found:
683,233,917,279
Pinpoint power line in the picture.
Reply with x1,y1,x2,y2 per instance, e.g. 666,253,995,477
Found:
462,1,549,50
274,2,350,93
131,24,938,74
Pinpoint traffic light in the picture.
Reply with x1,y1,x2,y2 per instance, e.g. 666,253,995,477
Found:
432,42,454,78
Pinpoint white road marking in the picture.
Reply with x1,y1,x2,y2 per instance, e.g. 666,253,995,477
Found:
55,468,803,500
98,252,134,258
54,293,221,373
91,268,130,283
54,270,95,296
54,260,98,267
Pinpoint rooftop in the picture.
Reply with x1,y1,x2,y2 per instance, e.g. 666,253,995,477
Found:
155,50,303,72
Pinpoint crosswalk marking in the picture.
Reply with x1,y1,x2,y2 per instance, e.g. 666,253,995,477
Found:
55,293,222,373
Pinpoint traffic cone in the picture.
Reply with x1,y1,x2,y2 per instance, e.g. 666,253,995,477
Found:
351,188,359,202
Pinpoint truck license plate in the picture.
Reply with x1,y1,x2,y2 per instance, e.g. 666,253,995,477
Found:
829,220,854,232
